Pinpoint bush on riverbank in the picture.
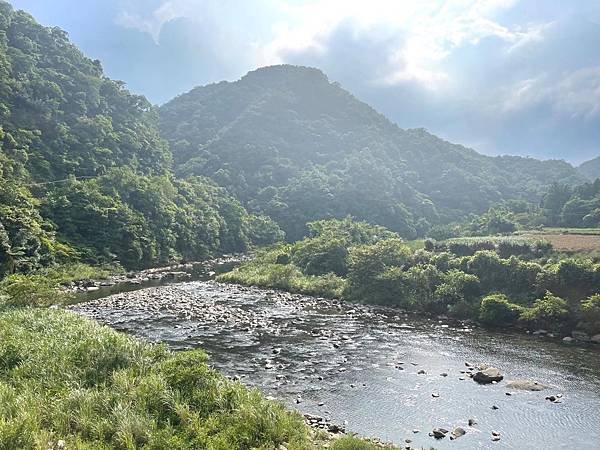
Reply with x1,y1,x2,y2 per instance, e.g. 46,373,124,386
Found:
220,218,600,332
0,263,119,307
0,307,386,449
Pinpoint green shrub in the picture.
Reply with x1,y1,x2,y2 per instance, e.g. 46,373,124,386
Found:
580,294,600,334
435,270,480,315
307,217,398,245
0,263,118,307
519,291,571,330
479,294,524,326
347,239,410,284
291,236,349,276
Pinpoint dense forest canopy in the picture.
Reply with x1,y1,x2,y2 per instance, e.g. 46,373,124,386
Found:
0,2,281,276
159,65,587,240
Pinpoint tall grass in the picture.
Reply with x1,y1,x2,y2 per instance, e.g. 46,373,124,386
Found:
218,262,346,298
0,308,389,449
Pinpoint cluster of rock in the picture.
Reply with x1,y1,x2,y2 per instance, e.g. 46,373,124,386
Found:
530,328,600,344
304,413,345,434
426,363,562,444
563,331,600,344
62,256,244,294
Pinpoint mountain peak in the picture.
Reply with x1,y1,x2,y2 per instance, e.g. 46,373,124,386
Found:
240,65,329,85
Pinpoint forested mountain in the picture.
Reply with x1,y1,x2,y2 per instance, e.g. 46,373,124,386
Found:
0,2,281,276
579,156,600,180
160,65,585,240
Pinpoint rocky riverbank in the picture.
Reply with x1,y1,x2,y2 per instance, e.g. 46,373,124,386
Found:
67,279,600,449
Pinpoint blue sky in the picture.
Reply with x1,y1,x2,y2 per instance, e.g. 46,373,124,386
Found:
8,0,600,164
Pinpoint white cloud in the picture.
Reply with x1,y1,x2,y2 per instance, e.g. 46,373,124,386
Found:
114,0,550,89
115,0,214,42
260,0,546,89
494,66,600,121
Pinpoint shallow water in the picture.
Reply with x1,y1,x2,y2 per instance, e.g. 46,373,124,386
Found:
71,281,600,449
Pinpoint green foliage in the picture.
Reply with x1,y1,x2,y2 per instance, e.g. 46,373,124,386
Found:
222,218,596,330
0,181,64,276
0,3,170,181
519,292,571,329
436,270,481,316
307,217,398,245
579,294,600,334
479,294,524,326
0,263,116,307
540,258,599,300
292,236,349,276
0,307,324,449
329,436,390,450
38,170,284,270
218,260,346,298
542,180,600,227
435,236,551,258
0,5,285,277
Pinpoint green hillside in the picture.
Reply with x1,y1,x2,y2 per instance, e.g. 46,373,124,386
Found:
160,65,584,239
0,2,281,276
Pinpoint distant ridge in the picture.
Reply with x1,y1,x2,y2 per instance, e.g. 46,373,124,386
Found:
579,156,600,180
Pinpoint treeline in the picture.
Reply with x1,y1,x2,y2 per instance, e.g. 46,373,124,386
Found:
0,2,282,278
542,179,600,227
220,218,600,334
427,179,600,241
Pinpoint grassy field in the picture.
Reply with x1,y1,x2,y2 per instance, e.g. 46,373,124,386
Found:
521,233,600,253
517,228,600,253
0,307,390,449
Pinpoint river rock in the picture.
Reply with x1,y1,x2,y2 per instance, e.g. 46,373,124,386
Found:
430,428,449,439
572,331,590,342
562,336,574,343
505,379,548,391
451,427,466,440
473,367,503,384
591,334,600,344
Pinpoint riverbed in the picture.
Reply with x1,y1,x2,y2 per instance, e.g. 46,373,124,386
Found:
70,279,600,449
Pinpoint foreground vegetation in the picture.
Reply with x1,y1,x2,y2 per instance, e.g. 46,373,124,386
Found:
0,307,389,449
220,218,600,335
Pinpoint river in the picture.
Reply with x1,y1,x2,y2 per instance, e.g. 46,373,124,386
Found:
69,267,600,449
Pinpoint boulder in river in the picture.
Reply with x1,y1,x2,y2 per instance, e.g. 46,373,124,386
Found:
430,428,449,439
505,379,548,391
451,427,466,440
562,336,574,343
590,334,600,344
473,367,503,384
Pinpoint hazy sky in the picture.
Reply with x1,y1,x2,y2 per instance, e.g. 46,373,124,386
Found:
9,0,600,164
